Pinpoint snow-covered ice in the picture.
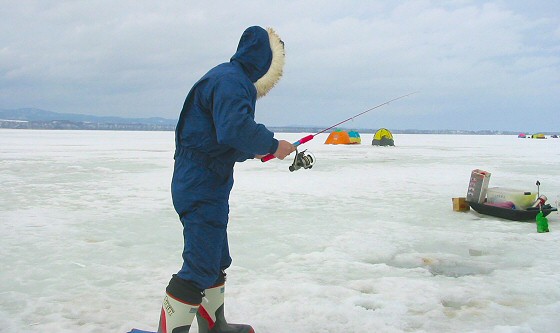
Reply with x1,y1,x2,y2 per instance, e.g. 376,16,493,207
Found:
1,129,559,333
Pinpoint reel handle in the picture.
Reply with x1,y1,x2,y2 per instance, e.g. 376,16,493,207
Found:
261,135,314,162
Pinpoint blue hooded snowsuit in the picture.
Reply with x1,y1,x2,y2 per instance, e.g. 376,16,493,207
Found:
172,26,280,290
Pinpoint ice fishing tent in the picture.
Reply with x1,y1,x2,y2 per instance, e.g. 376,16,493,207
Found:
348,130,361,144
372,128,394,146
325,129,360,144
531,133,546,139
518,133,527,138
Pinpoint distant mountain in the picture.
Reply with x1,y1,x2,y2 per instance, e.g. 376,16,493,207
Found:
0,108,533,135
0,108,177,125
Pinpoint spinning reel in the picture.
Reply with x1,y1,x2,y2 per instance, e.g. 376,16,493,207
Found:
289,148,315,172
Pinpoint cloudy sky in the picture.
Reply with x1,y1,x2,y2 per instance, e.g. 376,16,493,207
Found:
1,1,559,132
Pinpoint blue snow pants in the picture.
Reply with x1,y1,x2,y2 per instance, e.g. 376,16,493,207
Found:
171,150,234,290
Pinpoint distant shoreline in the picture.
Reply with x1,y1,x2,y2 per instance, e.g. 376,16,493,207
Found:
1,119,556,135
1,108,557,135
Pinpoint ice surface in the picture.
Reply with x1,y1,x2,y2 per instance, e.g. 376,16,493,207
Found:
1,129,559,333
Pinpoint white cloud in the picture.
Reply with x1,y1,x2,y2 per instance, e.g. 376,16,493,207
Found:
0,0,558,131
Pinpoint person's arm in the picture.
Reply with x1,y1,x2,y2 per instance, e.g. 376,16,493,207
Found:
212,78,279,156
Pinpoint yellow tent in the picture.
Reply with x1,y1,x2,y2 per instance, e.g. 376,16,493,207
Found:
531,133,546,139
372,128,394,146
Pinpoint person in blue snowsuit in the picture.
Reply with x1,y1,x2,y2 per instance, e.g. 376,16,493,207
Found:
157,26,294,333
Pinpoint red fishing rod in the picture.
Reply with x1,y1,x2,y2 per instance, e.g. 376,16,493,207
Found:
261,92,418,162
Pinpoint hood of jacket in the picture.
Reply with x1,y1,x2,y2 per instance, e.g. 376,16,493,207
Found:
230,26,285,98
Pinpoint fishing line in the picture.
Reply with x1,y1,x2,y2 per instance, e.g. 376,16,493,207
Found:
261,91,418,163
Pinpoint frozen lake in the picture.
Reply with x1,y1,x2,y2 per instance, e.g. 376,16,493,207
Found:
1,129,559,333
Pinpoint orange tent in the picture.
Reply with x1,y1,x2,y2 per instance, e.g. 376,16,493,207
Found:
325,130,351,144
325,130,354,144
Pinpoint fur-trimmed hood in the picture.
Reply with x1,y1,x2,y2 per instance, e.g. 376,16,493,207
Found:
230,26,285,98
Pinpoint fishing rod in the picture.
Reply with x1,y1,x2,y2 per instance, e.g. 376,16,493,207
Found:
261,91,418,165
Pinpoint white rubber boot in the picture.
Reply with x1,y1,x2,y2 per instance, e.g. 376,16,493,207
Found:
158,275,203,333
157,293,199,333
196,282,254,333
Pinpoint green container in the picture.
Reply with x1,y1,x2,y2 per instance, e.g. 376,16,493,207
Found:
536,211,549,233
